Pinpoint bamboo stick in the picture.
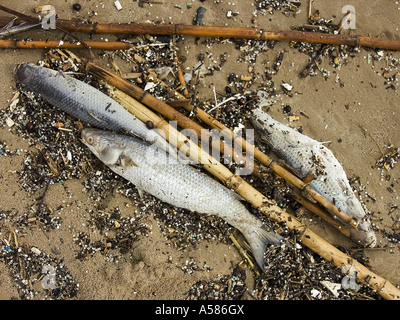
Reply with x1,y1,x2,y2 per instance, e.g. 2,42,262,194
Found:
84,62,400,300
293,188,350,237
44,20,400,50
0,13,399,50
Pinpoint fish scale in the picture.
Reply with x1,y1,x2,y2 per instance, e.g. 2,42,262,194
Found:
81,128,284,270
251,107,376,247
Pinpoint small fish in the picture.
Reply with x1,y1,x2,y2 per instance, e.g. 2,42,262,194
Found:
81,128,284,270
0,18,40,39
15,63,167,150
251,106,376,247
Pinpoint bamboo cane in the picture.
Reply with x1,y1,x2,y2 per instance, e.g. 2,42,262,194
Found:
83,61,400,300
0,12,399,50
82,60,359,230
42,19,400,50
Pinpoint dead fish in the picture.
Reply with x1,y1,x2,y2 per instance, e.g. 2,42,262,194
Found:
81,128,284,270
0,18,40,39
251,106,376,247
15,63,167,149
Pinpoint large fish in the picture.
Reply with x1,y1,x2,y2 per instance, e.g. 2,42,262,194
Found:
15,63,167,150
251,107,376,247
81,128,284,270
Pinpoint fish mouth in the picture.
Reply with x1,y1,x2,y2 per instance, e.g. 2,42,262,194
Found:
349,222,377,247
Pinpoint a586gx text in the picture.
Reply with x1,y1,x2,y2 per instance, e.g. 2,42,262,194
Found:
155,304,244,317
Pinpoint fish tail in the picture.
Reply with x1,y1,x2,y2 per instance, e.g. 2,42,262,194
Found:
246,226,283,271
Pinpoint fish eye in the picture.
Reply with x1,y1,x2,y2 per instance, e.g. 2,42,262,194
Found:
86,136,95,145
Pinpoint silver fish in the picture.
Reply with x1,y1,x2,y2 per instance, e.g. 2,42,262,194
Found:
81,128,284,270
15,63,167,149
251,107,376,247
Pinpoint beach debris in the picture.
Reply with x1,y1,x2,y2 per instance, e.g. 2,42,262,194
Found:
0,4,399,50
321,280,342,298
72,3,81,11
74,207,149,260
186,265,247,300
376,147,400,171
42,149,60,176
114,0,122,11
226,9,239,19
273,51,284,72
0,17,397,298
253,244,379,300
281,82,293,92
311,288,322,299
254,0,302,16
337,10,355,34
193,7,207,26
5,117,14,127
0,240,78,299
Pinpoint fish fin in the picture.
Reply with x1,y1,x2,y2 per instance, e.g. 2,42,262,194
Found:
119,153,138,168
246,226,284,271
100,146,122,165
337,178,351,195
87,111,109,125
220,185,245,201
137,188,145,199
3,17,17,30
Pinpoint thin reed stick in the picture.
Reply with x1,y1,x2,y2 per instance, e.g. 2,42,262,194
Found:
0,39,133,50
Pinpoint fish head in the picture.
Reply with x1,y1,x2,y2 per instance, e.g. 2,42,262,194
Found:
81,128,125,165
349,220,377,248
15,63,37,87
